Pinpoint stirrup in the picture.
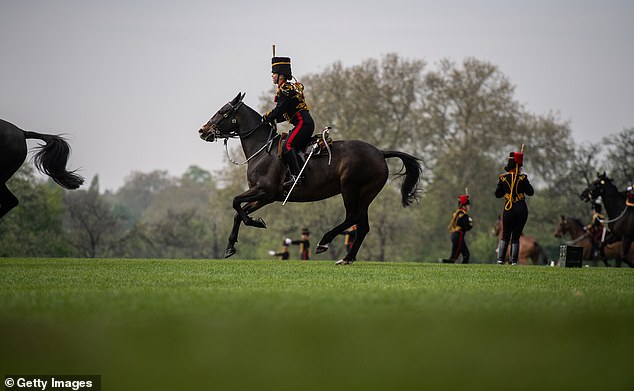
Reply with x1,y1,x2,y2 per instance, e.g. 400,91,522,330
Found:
283,175,301,188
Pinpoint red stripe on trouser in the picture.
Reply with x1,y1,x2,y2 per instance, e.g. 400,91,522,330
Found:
453,231,464,259
286,112,304,151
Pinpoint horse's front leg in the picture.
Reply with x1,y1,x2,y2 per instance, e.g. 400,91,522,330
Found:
233,187,273,228
224,212,243,258
224,188,273,258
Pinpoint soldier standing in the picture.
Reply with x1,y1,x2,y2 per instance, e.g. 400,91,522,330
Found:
269,238,291,260
447,194,473,263
290,228,311,260
495,150,534,265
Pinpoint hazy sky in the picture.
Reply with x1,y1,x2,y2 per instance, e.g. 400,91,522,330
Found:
2,0,632,191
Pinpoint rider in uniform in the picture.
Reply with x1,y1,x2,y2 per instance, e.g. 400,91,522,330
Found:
494,151,534,265
626,184,634,207
263,56,315,186
447,194,473,263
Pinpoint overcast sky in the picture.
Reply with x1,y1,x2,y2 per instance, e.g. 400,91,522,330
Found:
2,0,632,191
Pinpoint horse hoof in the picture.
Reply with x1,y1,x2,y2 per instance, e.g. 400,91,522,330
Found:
315,244,328,254
249,217,267,229
335,259,351,266
224,247,237,258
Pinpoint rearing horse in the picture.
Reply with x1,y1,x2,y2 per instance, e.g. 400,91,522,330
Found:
1,119,84,219
580,173,634,267
198,93,422,265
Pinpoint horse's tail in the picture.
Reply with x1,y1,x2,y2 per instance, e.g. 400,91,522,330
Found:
383,150,422,207
23,131,84,190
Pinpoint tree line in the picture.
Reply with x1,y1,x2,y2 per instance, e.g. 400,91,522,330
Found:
2,54,632,262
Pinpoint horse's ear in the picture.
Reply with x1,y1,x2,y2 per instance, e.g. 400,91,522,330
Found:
240,92,246,102
231,92,242,105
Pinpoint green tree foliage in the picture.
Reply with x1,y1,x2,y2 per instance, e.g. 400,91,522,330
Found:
603,127,634,186
64,176,125,257
0,164,73,256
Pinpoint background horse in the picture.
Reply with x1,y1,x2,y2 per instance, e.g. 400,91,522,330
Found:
0,119,84,219
581,173,634,267
554,215,634,267
198,93,421,265
493,216,549,265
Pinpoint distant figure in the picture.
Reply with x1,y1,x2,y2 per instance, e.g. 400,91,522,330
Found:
268,238,291,260
341,225,357,252
626,184,634,207
495,150,534,265
446,194,473,263
290,228,311,260
586,199,606,258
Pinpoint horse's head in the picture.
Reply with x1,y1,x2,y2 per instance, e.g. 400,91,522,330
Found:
554,215,569,238
198,92,246,142
580,172,612,202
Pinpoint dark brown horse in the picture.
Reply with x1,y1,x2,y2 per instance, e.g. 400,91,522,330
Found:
0,119,83,219
581,173,634,267
493,216,549,265
198,93,422,264
554,215,634,266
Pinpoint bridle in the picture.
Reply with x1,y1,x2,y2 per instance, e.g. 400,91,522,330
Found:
201,99,271,143
200,100,244,142
201,98,278,165
585,177,629,224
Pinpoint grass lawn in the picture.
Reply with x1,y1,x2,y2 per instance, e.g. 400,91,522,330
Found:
1,258,633,391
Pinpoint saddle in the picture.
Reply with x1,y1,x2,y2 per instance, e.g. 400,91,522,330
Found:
276,132,334,160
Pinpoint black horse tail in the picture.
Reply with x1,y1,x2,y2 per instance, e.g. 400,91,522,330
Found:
23,131,84,190
383,150,422,207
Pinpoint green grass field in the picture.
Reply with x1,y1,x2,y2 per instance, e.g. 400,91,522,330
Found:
1,258,633,391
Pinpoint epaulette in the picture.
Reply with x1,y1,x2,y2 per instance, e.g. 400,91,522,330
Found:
276,82,296,97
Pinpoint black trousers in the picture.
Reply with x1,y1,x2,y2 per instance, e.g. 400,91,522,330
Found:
500,201,529,244
450,231,469,263
286,111,314,152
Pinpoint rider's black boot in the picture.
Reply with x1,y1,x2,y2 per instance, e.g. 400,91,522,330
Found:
510,242,520,265
283,149,303,187
496,240,508,265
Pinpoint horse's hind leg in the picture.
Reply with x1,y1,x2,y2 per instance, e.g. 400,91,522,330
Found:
315,213,357,254
0,183,19,219
336,210,370,265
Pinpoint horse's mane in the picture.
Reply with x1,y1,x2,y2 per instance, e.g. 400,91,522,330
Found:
569,217,584,228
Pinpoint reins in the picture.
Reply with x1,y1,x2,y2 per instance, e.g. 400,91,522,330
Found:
599,206,629,224
224,131,278,166
565,232,588,246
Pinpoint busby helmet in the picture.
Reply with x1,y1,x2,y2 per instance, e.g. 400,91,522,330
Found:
504,151,524,171
458,195,470,206
301,228,310,235
272,57,292,78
